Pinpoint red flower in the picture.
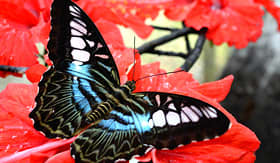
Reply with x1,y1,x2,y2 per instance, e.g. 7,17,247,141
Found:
0,55,260,162
25,64,48,83
0,0,50,77
165,0,264,49
255,0,280,30
75,0,171,38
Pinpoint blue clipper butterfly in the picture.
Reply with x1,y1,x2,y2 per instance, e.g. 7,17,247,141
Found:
29,0,231,162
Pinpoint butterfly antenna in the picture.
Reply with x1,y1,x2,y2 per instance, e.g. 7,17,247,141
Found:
135,69,185,82
132,36,136,81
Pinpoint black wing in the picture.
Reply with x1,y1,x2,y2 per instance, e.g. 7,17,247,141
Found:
71,92,231,162
29,0,120,138
48,0,119,85
140,92,231,148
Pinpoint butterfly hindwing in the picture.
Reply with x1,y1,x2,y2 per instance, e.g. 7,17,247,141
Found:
71,109,151,163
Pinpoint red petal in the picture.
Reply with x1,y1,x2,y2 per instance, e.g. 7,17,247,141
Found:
78,0,153,38
193,75,234,102
111,48,136,84
164,5,192,21
96,19,125,49
45,150,75,163
0,1,39,26
0,138,75,163
30,15,51,47
122,14,153,39
0,23,39,77
126,51,142,83
0,84,48,157
0,0,51,77
25,64,47,83
170,0,265,49
0,83,38,114
134,62,166,92
205,0,264,48
255,0,280,31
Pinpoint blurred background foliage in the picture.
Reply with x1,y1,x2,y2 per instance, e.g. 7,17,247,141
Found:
121,11,232,82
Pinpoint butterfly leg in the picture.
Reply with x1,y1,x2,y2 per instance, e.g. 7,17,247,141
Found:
85,101,113,124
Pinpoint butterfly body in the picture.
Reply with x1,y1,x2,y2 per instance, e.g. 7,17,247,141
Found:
29,0,231,162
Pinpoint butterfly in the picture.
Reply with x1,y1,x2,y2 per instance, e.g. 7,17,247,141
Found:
29,0,231,162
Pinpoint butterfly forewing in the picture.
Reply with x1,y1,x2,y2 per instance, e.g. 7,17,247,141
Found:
48,0,120,85
140,92,231,149
30,0,120,138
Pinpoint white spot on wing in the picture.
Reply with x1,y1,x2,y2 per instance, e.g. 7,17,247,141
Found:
97,43,103,48
152,110,166,127
141,121,150,129
180,111,190,123
73,5,80,12
70,21,87,35
72,49,90,62
201,108,210,118
206,107,218,118
73,61,83,65
166,96,172,103
190,105,203,117
182,106,199,122
95,54,109,59
166,112,180,126
168,103,176,111
74,18,86,27
70,37,86,49
70,11,80,17
208,106,217,114
155,95,160,106
87,40,95,47
148,119,154,128
71,29,83,36
69,6,80,14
